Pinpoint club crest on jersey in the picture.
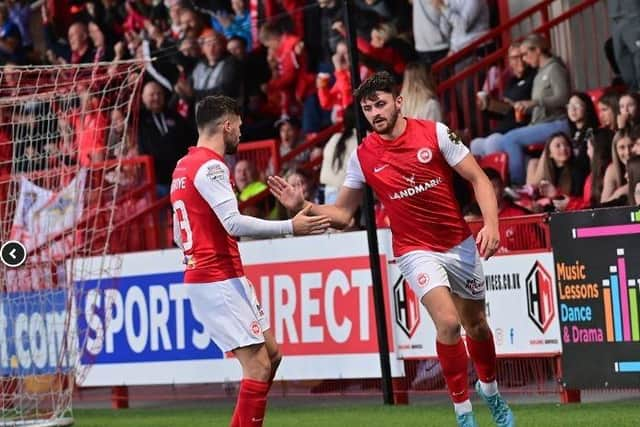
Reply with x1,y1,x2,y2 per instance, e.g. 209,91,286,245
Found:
447,128,462,145
417,148,432,164
206,164,225,181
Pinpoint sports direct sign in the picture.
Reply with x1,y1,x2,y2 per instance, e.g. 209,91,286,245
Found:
392,252,562,358
77,231,404,386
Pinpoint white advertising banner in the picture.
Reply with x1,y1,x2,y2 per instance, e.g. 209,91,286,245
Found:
77,230,405,386
392,252,562,358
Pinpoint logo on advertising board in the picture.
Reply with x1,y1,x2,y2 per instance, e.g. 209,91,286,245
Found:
393,276,420,338
526,261,555,333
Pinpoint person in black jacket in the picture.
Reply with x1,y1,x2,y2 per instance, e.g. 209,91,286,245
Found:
138,81,194,197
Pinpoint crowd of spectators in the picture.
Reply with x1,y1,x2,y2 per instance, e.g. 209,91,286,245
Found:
1,0,640,246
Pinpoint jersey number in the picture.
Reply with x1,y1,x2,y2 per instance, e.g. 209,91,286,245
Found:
173,200,193,250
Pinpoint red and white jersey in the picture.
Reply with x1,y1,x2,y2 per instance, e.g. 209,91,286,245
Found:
170,146,244,283
344,118,472,256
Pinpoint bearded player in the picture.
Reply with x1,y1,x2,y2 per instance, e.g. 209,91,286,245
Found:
268,72,515,427
171,95,330,427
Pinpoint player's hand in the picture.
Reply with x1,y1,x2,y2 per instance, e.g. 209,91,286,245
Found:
292,204,331,236
476,224,500,260
268,175,305,212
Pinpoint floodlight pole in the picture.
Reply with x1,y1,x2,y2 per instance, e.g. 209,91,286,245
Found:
342,0,394,406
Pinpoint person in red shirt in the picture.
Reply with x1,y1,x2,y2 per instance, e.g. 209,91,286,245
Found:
170,95,329,427
269,72,514,427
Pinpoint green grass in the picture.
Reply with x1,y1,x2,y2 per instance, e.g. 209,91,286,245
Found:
72,401,640,426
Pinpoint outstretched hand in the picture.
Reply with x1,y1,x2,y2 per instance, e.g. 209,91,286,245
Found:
292,204,331,236
268,175,305,212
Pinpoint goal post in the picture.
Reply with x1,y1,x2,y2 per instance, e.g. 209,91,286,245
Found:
0,60,146,426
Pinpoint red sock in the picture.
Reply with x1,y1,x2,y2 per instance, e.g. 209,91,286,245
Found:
465,331,497,383
229,379,269,427
436,339,470,403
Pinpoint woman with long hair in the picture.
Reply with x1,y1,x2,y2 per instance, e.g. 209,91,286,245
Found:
627,156,640,206
597,91,620,131
528,132,583,197
400,62,442,121
566,92,599,176
601,128,633,204
319,106,358,204
617,92,640,130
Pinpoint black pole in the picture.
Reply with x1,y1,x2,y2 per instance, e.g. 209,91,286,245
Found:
342,0,394,405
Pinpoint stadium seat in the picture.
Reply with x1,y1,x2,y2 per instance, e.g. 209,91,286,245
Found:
479,152,509,184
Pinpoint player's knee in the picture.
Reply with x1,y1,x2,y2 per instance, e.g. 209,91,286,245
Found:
464,318,491,341
435,317,461,342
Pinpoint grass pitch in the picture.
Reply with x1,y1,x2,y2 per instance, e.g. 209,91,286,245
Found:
73,400,640,426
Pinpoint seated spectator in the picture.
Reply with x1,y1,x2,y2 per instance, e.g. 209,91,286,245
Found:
617,92,640,130
7,0,32,53
88,20,114,62
320,107,358,203
632,124,640,156
138,81,193,197
527,133,585,209
44,17,95,65
400,62,442,121
627,156,640,206
483,34,571,185
317,40,354,123
174,29,243,103
601,128,632,204
470,42,535,156
106,108,137,159
212,0,252,50
597,91,619,132
179,7,204,39
284,168,318,216
277,116,308,171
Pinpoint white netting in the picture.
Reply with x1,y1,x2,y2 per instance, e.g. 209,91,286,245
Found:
0,61,146,425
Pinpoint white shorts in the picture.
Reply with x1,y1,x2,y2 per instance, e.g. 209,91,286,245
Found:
185,276,269,352
397,236,485,301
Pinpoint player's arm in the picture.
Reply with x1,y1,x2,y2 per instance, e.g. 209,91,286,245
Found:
436,123,500,260
268,150,365,229
194,161,330,237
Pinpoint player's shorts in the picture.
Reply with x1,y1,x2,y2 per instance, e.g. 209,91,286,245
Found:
185,276,269,352
396,236,485,301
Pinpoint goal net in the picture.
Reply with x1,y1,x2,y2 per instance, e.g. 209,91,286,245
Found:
0,61,146,426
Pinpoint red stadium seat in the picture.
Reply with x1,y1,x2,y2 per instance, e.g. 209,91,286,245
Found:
479,152,509,184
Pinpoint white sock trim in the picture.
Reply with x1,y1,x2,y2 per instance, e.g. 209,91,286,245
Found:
479,380,499,396
454,399,473,415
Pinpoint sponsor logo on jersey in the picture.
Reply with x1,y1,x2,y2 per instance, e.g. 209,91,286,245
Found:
206,164,225,181
389,177,443,200
447,128,462,145
416,148,432,164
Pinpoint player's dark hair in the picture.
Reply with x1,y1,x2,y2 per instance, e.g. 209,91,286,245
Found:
353,71,398,103
195,95,241,135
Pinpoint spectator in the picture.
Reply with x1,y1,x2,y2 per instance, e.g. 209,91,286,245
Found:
314,0,344,67
284,168,318,216
470,42,536,156
565,92,600,177
632,124,640,156
411,0,449,65
138,81,192,197
317,40,354,123
489,34,571,185
320,107,358,203
597,91,620,132
88,20,114,62
607,0,640,90
400,62,442,121
0,3,23,64
227,35,247,60
212,0,252,50
179,7,204,39
277,116,308,171
107,108,137,159
234,159,267,201
601,128,632,204
74,86,109,167
617,92,640,130
259,22,316,128
627,155,640,206
45,19,95,64
174,29,243,103
6,0,31,53
435,0,489,54
527,132,584,198
465,168,528,221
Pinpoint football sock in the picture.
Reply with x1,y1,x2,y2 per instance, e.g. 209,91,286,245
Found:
436,339,470,404
232,378,269,427
465,331,498,393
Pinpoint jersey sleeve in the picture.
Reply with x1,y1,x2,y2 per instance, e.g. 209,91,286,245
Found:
343,150,366,189
436,122,470,167
193,159,293,237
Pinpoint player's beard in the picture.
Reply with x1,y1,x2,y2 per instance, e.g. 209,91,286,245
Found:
372,108,400,136
223,132,239,154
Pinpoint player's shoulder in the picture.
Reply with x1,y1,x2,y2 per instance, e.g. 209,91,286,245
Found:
180,147,228,177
